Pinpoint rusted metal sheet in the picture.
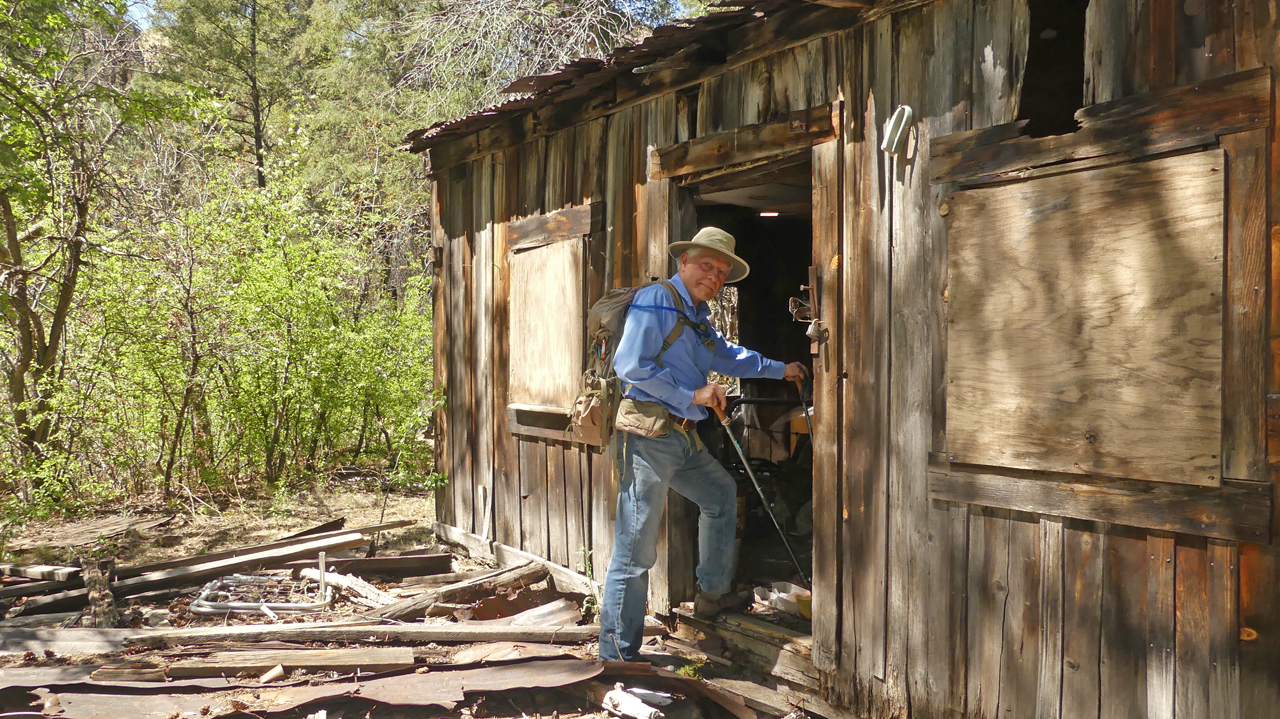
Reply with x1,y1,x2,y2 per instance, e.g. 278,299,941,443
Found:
357,658,605,708
450,641,573,664
31,684,352,719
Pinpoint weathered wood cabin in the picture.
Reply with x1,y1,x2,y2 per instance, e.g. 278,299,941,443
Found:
407,0,1280,715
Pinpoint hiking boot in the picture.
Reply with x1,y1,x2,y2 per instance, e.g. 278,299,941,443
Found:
693,590,749,619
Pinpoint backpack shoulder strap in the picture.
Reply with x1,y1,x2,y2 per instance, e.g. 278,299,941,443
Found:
653,280,711,367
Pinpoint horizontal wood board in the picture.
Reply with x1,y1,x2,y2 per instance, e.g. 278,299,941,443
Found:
929,467,1271,542
507,238,585,412
946,150,1226,485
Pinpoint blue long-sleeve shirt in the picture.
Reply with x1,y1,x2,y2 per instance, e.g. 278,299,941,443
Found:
613,273,785,421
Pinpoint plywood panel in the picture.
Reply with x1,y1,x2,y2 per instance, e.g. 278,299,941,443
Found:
946,150,1226,486
507,239,585,412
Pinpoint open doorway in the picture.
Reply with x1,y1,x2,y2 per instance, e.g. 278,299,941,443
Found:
684,153,815,616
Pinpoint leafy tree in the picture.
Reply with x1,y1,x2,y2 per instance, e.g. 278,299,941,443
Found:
153,0,320,187
0,0,164,488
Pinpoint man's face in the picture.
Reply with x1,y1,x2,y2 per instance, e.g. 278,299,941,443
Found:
679,251,732,304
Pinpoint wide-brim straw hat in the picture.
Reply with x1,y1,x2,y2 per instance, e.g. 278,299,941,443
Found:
668,226,750,283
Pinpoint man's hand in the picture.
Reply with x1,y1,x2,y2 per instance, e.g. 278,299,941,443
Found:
692,383,728,412
783,362,809,382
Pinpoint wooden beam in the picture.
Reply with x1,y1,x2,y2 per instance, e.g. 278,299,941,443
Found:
928,467,1272,543
128,622,657,649
363,562,551,622
650,104,837,180
283,553,452,578
930,67,1271,184
10,533,371,616
432,521,598,596
0,564,79,582
507,203,602,252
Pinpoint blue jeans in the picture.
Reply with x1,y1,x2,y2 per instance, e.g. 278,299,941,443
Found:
598,426,738,662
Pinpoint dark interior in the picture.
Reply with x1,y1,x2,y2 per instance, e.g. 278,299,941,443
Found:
686,155,816,599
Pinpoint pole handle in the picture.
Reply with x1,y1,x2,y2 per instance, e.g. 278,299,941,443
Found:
711,405,731,425
793,377,804,396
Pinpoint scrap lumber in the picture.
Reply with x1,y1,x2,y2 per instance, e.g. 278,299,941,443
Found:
10,532,369,616
0,563,79,581
167,647,416,677
280,518,346,539
402,569,494,588
461,597,583,627
90,665,167,682
128,622,659,648
6,515,174,551
0,519,414,602
284,553,452,578
364,562,549,621
298,568,395,607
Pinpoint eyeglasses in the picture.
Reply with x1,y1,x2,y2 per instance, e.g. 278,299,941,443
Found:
695,259,730,281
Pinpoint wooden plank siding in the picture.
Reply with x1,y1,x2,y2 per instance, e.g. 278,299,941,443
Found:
425,0,1280,716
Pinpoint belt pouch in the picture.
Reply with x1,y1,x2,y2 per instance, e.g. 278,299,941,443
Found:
614,398,671,438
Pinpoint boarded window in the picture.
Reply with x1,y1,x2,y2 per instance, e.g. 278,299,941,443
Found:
945,150,1224,486
507,209,589,414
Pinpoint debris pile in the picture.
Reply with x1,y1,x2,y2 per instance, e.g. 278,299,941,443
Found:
0,516,781,719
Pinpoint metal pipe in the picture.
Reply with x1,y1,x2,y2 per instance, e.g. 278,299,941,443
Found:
712,405,811,588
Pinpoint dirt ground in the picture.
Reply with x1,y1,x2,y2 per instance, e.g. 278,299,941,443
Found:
0,488,437,568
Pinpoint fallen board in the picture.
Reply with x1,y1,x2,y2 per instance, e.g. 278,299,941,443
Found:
10,532,370,616
127,622,662,648
5,515,174,550
0,520,415,601
167,647,416,677
0,563,80,581
283,553,452,578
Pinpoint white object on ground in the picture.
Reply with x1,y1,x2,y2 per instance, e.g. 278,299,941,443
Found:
603,682,665,719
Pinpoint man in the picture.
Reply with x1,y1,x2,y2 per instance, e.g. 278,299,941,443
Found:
599,226,807,663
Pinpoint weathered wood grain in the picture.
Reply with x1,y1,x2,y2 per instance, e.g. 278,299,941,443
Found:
842,19,891,687
547,441,569,568
968,507,1012,719
494,147,520,549
1176,535,1211,719
946,150,1226,486
810,133,842,673
970,0,1029,129
1084,0,1152,102
473,155,496,536
928,468,1271,543
1037,518,1065,719
1148,531,1177,719
1100,525,1149,719
1207,539,1240,719
931,68,1270,184
431,175,453,528
507,238,585,413
564,445,586,574
1061,522,1104,719
651,104,836,180
1221,130,1269,483
1001,513,1043,718
506,204,599,251
590,448,613,585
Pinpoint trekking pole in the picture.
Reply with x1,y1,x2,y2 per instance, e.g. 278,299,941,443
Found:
793,377,815,440
711,404,811,588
